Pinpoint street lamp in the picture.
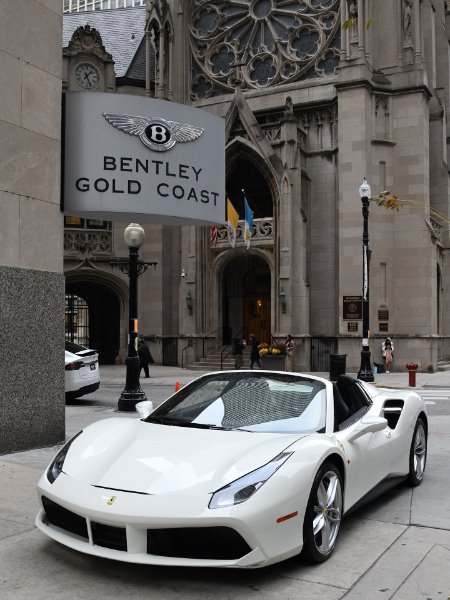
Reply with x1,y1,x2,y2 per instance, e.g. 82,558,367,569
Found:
357,179,374,382
115,223,157,411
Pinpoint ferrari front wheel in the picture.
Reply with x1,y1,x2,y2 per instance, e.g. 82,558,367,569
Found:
407,418,427,487
302,462,343,563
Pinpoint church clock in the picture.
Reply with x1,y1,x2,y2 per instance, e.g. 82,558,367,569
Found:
75,62,100,89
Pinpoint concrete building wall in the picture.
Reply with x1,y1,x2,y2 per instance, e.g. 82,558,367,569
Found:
0,0,65,453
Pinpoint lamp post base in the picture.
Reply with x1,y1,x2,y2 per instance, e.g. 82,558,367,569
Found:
118,355,147,411
118,390,147,411
357,347,374,382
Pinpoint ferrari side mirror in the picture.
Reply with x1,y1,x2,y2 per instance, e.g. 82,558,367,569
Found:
347,416,388,443
135,400,154,419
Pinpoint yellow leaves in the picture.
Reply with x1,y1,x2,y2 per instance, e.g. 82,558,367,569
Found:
375,191,403,212
342,18,357,30
342,18,373,30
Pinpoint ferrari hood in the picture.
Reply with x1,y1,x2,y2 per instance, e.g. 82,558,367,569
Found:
63,418,302,495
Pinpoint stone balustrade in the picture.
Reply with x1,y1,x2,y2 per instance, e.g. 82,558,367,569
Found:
212,218,274,248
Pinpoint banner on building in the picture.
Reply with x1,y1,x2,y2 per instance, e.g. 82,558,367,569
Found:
63,92,225,226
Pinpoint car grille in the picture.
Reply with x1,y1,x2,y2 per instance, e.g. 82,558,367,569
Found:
147,526,252,560
42,496,88,539
91,521,127,551
42,497,252,560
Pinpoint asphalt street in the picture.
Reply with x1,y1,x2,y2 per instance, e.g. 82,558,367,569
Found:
1,365,450,600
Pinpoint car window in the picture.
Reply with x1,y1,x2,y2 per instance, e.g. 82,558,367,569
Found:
148,373,327,434
65,341,87,353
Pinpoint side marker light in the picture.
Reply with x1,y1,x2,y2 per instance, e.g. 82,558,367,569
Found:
276,511,299,523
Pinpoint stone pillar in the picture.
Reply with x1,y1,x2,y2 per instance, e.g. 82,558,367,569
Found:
0,0,65,453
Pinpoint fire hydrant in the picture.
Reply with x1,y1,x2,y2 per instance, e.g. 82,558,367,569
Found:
406,363,419,387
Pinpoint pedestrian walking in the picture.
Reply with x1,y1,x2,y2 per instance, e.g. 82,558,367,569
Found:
248,334,261,369
285,334,294,372
381,337,394,373
232,336,246,369
138,335,154,378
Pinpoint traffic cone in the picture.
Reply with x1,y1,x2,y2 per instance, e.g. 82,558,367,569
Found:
175,381,181,392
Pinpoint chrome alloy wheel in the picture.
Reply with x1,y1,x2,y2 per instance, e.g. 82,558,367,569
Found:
312,470,343,555
412,421,427,481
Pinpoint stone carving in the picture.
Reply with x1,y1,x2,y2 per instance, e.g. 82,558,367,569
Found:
64,24,112,61
284,96,294,118
348,0,358,40
348,0,357,19
64,231,112,256
213,219,274,247
403,0,413,48
190,0,340,99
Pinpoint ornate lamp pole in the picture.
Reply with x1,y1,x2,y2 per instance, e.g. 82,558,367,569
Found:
357,179,375,383
115,224,157,411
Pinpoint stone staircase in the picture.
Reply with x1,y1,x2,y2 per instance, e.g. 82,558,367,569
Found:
187,348,251,371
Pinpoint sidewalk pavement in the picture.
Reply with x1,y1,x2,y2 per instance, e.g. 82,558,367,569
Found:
99,363,450,389
1,364,449,599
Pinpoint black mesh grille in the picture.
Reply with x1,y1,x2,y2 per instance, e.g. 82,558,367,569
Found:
91,521,127,552
41,496,88,539
147,526,251,559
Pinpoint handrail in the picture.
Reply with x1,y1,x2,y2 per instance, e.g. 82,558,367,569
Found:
220,345,231,371
181,338,193,369
271,334,286,347
221,327,246,371
202,326,223,358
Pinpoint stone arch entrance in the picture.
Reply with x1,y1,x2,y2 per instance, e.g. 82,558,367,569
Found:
222,254,271,345
65,269,127,364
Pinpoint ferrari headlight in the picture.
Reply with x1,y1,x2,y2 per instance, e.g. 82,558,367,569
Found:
46,430,82,484
209,451,292,509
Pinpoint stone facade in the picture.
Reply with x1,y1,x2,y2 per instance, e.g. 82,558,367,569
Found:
0,1,65,453
173,0,450,373
61,0,450,375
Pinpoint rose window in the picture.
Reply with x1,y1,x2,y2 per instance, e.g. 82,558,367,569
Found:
190,0,340,99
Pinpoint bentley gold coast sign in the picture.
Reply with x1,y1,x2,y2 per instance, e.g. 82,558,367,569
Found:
63,93,225,225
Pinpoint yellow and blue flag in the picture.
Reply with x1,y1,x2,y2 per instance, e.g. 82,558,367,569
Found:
244,196,254,249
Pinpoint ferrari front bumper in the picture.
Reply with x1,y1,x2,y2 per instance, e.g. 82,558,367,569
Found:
36,471,305,568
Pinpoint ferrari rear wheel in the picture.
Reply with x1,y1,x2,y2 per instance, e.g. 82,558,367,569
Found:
302,462,343,563
407,418,427,487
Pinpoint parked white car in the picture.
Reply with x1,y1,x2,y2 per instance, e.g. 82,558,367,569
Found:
64,341,100,399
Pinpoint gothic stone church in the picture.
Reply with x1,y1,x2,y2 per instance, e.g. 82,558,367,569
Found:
62,0,450,373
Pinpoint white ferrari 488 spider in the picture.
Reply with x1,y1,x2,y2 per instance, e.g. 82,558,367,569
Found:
36,371,427,568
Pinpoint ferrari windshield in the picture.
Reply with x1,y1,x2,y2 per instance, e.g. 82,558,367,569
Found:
147,372,327,434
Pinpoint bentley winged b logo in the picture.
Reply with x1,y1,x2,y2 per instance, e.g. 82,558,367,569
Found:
102,113,204,152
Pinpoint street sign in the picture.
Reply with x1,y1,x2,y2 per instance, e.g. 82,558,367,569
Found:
343,296,362,320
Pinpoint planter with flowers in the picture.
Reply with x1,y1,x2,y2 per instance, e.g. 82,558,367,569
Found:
258,343,286,371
